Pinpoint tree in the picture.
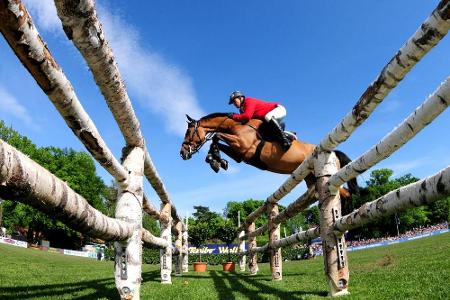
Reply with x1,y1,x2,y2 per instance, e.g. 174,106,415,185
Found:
225,199,285,228
346,168,434,239
188,222,210,262
0,121,110,248
216,220,238,262
191,206,223,241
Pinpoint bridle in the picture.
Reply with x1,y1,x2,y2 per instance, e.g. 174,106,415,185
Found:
183,117,229,158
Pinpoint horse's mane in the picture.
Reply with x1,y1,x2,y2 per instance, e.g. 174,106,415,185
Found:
200,112,231,121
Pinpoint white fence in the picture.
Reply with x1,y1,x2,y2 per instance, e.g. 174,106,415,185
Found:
237,1,450,297
0,1,188,299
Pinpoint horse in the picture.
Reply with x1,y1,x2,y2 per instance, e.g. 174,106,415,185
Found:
180,113,359,200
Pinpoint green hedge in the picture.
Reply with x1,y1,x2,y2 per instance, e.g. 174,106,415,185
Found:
104,245,308,264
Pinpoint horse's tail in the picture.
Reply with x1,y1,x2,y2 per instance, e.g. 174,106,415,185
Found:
334,150,360,196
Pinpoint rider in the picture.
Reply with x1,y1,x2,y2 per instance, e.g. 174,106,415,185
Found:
228,91,292,151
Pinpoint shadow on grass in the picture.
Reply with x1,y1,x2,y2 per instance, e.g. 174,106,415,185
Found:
0,277,118,300
209,271,327,299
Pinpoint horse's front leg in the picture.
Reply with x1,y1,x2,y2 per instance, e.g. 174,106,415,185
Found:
215,133,244,163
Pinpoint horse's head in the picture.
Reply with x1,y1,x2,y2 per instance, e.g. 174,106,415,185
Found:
180,114,208,160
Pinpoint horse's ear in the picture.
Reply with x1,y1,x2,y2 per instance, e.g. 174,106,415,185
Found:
186,114,195,123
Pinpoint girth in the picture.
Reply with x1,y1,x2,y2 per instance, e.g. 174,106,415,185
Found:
246,140,268,170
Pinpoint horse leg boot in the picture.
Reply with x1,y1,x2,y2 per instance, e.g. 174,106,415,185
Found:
269,117,291,151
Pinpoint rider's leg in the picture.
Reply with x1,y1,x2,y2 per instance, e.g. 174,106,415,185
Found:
265,106,291,151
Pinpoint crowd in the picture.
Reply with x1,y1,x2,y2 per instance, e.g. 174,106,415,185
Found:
346,222,448,248
307,222,448,258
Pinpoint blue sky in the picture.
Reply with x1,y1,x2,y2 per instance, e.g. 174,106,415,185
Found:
0,0,449,217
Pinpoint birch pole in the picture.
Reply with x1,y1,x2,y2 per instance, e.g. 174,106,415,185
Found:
54,0,183,224
182,217,189,272
267,202,282,281
247,222,259,275
314,152,349,297
237,211,246,271
0,139,133,240
174,221,183,276
114,147,145,300
335,164,450,233
0,0,128,182
54,0,143,147
160,202,172,284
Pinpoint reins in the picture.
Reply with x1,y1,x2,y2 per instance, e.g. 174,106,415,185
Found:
185,116,230,156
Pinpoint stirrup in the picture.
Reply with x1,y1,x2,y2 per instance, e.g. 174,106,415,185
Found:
284,131,297,141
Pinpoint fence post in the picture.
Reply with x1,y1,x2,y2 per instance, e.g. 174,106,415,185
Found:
160,202,172,284
182,217,189,272
238,230,246,271
174,221,183,276
114,147,145,300
237,211,246,271
268,202,282,281
247,222,259,275
314,151,349,296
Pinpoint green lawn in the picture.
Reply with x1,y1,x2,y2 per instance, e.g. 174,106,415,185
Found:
0,233,449,299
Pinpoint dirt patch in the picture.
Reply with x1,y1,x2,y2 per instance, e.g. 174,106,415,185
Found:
377,254,395,267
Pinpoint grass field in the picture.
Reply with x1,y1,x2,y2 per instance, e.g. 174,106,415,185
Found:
0,233,449,300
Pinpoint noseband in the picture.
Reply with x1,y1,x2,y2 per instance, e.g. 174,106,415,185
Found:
183,121,216,157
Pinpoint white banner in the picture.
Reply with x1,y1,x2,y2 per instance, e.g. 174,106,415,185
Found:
0,237,28,248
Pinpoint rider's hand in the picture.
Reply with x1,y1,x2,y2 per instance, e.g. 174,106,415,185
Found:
226,113,234,118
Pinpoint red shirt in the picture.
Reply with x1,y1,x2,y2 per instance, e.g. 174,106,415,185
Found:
232,97,278,122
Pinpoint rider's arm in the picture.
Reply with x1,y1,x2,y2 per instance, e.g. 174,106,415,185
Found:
232,100,255,122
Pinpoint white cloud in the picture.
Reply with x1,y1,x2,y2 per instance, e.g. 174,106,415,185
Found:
24,0,204,137
23,0,62,33
0,86,36,127
97,5,204,136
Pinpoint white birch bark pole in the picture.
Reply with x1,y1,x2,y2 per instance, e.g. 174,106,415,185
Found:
53,0,183,225
267,202,282,281
272,227,320,249
114,147,145,300
314,152,349,297
234,1,450,216
272,187,316,225
182,217,189,272
319,0,450,151
238,230,246,271
239,203,267,232
54,0,144,148
0,139,133,240
160,202,172,284
237,212,246,271
174,221,183,277
335,164,450,233
247,222,259,275
248,244,268,254
242,224,267,240
0,0,128,182
142,194,160,220
141,229,169,249
329,77,450,188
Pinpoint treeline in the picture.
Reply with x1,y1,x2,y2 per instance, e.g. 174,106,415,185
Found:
1,120,448,251
189,170,449,245
0,121,158,249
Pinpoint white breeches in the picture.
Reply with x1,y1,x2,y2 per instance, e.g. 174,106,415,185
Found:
264,105,287,122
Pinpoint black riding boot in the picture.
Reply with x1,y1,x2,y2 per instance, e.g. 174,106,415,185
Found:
269,118,291,151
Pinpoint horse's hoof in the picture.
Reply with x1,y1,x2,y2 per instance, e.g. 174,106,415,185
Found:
205,154,213,163
220,159,228,170
210,160,220,173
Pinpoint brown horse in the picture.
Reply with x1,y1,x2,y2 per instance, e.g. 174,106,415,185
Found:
180,113,359,199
